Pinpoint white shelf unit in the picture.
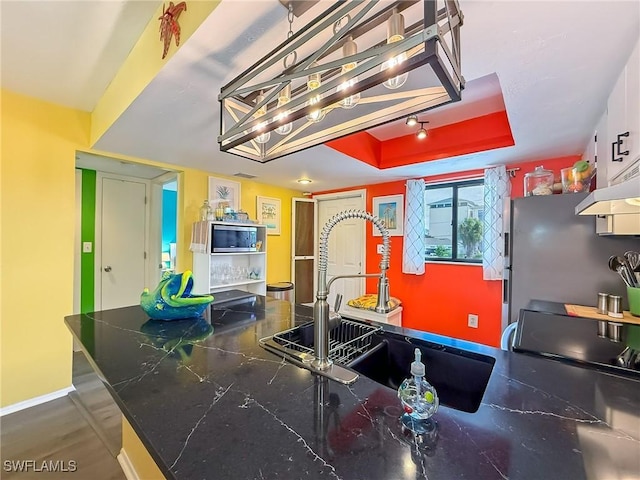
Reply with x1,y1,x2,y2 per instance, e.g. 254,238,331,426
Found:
192,222,267,295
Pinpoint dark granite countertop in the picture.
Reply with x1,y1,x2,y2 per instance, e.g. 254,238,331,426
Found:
65,295,640,480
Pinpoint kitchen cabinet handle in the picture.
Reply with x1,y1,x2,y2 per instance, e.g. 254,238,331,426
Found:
612,131,630,162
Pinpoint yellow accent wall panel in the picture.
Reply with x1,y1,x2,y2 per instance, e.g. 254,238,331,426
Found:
91,1,220,145
0,90,91,407
179,170,300,284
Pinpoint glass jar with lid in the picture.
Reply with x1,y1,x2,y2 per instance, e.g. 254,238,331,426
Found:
524,166,554,196
199,200,213,221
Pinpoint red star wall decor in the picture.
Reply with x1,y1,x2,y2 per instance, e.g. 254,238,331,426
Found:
159,1,187,59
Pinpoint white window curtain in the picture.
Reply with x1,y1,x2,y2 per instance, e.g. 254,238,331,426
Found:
482,166,511,280
403,179,426,275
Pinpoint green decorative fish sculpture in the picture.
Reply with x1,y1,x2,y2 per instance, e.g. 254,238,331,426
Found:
140,270,213,320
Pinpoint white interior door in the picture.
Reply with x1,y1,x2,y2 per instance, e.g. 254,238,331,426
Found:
99,176,147,310
316,192,365,310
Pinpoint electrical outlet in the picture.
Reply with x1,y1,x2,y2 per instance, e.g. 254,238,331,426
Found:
82,242,93,253
377,244,384,254
468,313,479,328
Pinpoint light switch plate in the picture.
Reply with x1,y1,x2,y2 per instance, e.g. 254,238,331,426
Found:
377,244,384,254
468,314,479,328
83,242,93,253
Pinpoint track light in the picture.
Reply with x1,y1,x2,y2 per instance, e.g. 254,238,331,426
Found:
406,115,418,127
416,121,429,140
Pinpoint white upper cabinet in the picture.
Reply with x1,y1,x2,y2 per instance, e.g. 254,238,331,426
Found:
626,39,640,168
594,112,608,187
605,39,640,185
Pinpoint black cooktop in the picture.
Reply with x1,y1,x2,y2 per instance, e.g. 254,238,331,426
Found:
514,309,640,377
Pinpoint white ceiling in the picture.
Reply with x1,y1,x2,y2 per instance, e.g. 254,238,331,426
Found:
2,1,639,192
0,0,161,111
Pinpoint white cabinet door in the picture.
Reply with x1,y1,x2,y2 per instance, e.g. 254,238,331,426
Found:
595,112,608,187
606,66,627,184
625,40,640,167
606,39,640,185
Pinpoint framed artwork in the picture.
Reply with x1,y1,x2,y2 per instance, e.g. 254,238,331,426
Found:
372,194,404,236
208,176,241,212
257,196,281,235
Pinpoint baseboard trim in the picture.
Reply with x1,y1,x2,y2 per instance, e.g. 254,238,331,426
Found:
0,386,76,417
117,449,139,480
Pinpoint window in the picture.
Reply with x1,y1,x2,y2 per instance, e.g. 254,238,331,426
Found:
424,179,484,262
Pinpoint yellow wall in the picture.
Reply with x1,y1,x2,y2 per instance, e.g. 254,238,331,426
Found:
0,89,300,407
179,169,299,284
1,90,91,407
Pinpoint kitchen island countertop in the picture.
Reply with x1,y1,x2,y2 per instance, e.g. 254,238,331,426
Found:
65,295,640,480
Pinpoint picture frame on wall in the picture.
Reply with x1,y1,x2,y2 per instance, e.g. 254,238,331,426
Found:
208,176,241,213
257,196,281,235
372,194,404,236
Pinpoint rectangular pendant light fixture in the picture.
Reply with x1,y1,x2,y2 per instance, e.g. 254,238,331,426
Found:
218,0,464,163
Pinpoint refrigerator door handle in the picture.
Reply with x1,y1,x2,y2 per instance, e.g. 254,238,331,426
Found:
503,278,510,304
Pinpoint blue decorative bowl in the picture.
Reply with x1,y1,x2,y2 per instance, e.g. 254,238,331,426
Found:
140,270,213,321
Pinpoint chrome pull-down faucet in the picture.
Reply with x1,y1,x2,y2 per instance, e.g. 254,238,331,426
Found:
312,210,391,371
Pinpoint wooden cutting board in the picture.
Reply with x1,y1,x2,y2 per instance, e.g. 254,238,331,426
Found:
565,304,640,326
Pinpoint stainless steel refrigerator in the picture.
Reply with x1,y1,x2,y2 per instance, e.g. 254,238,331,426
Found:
503,192,639,328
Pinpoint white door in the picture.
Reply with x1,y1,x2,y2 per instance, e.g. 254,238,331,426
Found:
99,176,147,310
317,193,365,310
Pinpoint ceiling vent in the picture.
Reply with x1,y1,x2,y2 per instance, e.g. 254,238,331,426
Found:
234,172,257,179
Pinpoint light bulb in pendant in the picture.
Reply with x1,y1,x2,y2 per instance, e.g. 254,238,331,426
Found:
274,84,293,135
337,36,360,109
254,91,270,144
381,9,408,90
306,64,326,123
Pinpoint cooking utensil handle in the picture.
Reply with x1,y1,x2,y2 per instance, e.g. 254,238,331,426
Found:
622,258,638,287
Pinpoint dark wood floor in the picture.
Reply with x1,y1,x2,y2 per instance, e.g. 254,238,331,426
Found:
1,354,125,480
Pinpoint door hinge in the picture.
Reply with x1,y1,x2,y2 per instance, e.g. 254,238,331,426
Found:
144,252,147,259
144,196,148,205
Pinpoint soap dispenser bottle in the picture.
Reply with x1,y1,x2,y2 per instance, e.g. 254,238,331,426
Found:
398,348,439,433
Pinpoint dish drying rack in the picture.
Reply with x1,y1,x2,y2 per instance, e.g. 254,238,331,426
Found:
263,319,381,365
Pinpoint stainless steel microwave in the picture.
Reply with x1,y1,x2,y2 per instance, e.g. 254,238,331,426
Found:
211,224,257,253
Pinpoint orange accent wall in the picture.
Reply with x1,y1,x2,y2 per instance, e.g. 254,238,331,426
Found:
316,155,582,348
380,111,514,168
327,131,381,167
326,111,514,169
